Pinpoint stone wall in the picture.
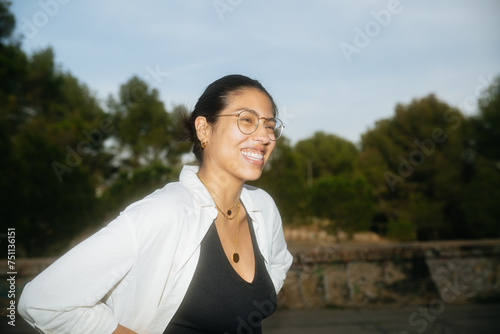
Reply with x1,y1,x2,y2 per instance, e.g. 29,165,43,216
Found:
279,239,500,309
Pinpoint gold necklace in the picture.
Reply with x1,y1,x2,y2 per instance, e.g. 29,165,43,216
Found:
197,174,241,219
222,209,240,263
197,174,241,262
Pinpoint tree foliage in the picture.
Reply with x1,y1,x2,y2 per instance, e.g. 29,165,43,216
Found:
0,1,15,42
309,176,374,235
359,95,468,239
108,77,173,166
0,47,108,255
0,2,187,256
250,137,307,222
295,131,358,179
460,76,500,238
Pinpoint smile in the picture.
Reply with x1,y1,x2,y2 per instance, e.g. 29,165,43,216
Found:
241,150,264,161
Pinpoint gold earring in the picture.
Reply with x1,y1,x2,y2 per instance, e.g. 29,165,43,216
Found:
201,140,207,149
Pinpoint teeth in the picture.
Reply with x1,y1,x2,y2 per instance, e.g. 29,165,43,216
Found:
242,151,263,160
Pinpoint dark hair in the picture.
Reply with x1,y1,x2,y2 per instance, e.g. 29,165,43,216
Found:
182,74,277,164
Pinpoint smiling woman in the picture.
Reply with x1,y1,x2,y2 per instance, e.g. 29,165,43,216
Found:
18,74,293,334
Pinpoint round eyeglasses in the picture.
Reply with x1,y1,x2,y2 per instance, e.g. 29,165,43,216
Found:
213,109,284,141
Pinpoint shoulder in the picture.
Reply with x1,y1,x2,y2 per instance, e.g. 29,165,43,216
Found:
120,181,194,227
243,184,278,213
243,184,274,201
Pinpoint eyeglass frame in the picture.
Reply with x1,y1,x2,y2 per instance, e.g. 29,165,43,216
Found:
212,108,284,141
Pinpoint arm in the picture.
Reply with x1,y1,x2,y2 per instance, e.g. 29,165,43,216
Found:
18,215,138,334
269,202,293,293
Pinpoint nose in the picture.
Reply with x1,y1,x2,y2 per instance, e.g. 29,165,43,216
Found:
252,119,271,144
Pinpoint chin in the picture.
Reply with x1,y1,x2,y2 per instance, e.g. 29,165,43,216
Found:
240,166,264,182
245,173,263,182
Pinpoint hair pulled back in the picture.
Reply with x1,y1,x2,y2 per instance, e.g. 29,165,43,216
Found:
182,74,277,164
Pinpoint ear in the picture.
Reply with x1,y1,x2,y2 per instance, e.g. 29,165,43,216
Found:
195,116,210,142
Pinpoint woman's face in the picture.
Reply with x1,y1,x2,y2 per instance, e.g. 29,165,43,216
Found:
200,88,277,183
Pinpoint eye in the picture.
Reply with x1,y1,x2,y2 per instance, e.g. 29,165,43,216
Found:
240,114,256,124
266,119,277,130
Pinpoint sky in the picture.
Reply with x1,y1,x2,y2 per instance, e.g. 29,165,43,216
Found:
10,0,500,145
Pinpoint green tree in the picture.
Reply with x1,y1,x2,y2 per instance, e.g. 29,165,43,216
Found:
460,75,500,238
461,158,500,238
0,1,27,135
309,176,374,236
0,4,113,255
108,76,174,167
166,104,193,165
355,148,392,234
12,120,98,255
407,192,445,240
360,94,467,240
0,1,15,43
250,136,307,222
474,75,500,161
293,132,373,234
295,131,358,181
11,58,111,255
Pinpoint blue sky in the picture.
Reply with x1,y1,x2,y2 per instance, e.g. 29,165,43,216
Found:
10,0,500,144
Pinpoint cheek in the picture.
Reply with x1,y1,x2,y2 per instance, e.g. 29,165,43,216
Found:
264,144,276,161
216,132,246,162
269,142,277,154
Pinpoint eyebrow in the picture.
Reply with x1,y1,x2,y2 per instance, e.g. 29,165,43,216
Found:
233,108,276,120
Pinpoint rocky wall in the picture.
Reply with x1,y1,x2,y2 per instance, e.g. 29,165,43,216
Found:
279,239,500,308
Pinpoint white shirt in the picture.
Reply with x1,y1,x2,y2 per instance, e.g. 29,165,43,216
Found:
18,165,293,334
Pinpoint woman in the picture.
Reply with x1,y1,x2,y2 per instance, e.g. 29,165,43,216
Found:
18,74,293,333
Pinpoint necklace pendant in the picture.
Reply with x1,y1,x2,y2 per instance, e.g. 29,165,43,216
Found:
232,252,240,263
227,209,232,215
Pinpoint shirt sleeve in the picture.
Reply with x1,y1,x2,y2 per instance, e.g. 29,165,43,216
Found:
269,203,293,293
18,214,138,334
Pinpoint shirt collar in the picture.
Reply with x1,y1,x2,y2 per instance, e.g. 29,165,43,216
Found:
179,165,214,208
179,165,262,215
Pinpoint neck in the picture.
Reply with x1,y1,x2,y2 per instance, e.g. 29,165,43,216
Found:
197,166,243,207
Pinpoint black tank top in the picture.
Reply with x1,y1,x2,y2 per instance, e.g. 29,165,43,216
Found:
164,213,277,333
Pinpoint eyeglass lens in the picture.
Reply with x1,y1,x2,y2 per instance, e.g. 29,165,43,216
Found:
237,111,283,140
